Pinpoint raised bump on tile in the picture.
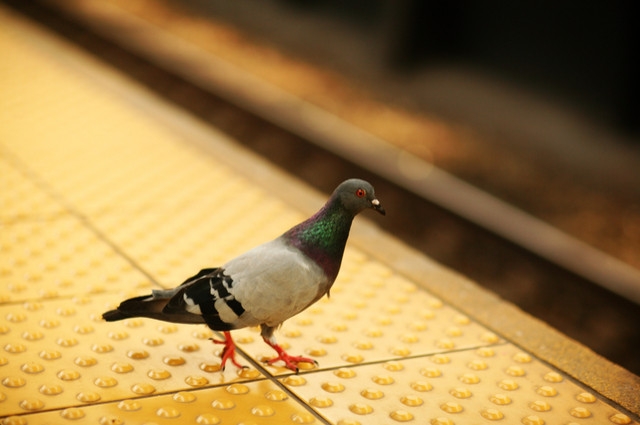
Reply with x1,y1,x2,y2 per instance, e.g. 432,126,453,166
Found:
4,343,26,354
21,330,44,341
361,388,384,400
349,403,373,415
505,366,526,377
251,405,275,417
521,415,544,425
570,407,591,418
467,360,488,370
430,418,454,425
162,356,186,366
19,398,44,411
131,383,155,395
458,373,479,384
390,410,414,422
431,354,450,364
498,379,519,390
94,376,117,387
609,413,632,424
400,395,423,406
291,412,315,424
410,381,433,392
186,375,209,387
305,347,327,357
173,391,197,403
148,368,171,380
92,343,114,354
211,398,235,410
321,382,345,393
100,416,124,425
57,369,80,381
420,368,441,378
73,388,100,404
576,392,596,403
21,362,44,374
490,394,512,405
342,353,364,363
226,383,249,394
60,407,85,420
39,384,63,395
475,347,495,357
543,372,563,382
383,361,404,371
529,400,551,412
536,386,557,397
111,362,133,373
449,388,471,399
157,407,180,418
143,337,164,346
333,368,356,379
481,408,504,420
440,401,463,413
337,419,361,425
265,389,288,401
372,374,395,385
310,396,333,407
513,352,532,363
283,375,307,386
196,413,221,424
118,400,141,411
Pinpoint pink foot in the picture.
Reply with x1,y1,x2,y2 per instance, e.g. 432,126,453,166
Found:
210,331,246,370
262,337,318,372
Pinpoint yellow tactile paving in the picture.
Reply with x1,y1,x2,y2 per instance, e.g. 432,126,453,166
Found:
279,344,636,425
0,217,151,303
232,253,502,375
0,158,65,221
2,380,320,425
0,5,637,425
0,295,261,417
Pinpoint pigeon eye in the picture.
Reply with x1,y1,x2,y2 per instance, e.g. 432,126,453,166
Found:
356,189,366,198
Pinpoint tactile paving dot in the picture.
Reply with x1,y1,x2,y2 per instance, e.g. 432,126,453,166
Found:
231,249,502,373
0,295,261,416
1,380,319,424
280,344,637,425
0,218,151,303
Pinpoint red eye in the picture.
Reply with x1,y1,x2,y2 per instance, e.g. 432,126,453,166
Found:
356,189,366,198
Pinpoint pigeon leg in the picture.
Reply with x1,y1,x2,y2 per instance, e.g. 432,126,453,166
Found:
262,336,318,372
210,331,245,370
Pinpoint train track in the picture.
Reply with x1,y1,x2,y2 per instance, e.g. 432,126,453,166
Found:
5,0,640,375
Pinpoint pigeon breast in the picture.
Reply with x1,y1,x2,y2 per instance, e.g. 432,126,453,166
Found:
223,237,330,328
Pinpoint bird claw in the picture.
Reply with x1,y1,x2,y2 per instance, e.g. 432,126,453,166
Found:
263,352,318,372
209,333,245,370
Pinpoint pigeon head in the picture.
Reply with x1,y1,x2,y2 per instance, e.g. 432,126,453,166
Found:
282,178,384,282
333,178,385,216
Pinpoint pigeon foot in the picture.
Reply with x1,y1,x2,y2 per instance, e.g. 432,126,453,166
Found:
262,337,318,372
210,331,246,370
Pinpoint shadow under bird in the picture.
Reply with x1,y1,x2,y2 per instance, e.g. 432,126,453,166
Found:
103,178,385,371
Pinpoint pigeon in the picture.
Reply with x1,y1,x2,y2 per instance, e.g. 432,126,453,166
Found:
103,178,385,371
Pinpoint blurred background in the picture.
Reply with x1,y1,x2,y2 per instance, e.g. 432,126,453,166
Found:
4,0,640,373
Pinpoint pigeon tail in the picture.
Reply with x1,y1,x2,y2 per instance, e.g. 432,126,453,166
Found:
102,294,205,324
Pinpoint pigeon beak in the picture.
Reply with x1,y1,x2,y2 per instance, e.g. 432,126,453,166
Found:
371,198,386,215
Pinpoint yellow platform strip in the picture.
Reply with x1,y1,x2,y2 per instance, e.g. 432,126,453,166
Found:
0,5,637,425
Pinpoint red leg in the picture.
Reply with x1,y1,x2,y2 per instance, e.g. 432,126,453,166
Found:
262,336,318,372
210,331,245,370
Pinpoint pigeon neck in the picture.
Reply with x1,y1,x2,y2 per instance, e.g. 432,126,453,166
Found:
283,198,353,282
